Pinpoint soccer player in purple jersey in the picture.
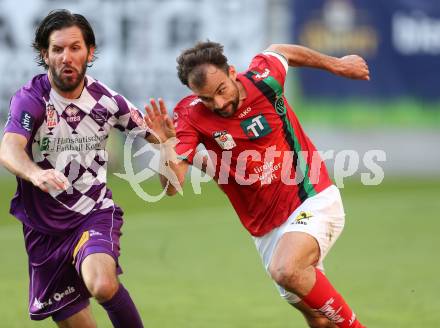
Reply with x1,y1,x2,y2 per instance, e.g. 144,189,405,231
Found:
0,10,171,328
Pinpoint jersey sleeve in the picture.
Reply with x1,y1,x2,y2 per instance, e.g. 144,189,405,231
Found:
113,94,150,138
3,91,44,141
248,51,289,87
173,102,200,164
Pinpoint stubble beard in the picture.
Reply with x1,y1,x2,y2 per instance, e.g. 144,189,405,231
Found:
214,82,240,118
50,61,87,93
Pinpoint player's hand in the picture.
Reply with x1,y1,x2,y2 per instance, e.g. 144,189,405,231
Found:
144,98,176,143
334,55,370,80
30,169,70,193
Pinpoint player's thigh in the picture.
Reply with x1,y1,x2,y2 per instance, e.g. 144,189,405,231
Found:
291,301,338,328
269,185,345,276
81,253,118,288
269,231,320,274
56,305,96,328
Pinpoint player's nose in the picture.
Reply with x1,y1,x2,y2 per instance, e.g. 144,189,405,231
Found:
62,49,73,64
214,96,225,109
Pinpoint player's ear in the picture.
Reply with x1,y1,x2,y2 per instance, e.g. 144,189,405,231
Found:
87,46,96,64
228,65,237,80
42,50,49,66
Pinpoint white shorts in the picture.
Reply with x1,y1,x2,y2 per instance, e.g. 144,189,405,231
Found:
252,185,345,304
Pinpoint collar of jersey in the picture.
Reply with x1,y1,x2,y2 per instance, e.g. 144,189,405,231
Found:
48,75,89,106
232,73,252,117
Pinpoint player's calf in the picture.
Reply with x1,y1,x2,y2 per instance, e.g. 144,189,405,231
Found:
267,233,365,327
292,301,339,328
302,269,366,328
306,317,338,328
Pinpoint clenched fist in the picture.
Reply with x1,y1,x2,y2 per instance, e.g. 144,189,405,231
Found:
334,55,370,80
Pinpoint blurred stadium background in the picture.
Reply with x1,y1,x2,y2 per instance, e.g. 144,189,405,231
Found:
0,0,439,327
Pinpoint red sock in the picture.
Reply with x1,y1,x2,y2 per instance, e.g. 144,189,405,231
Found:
302,268,365,328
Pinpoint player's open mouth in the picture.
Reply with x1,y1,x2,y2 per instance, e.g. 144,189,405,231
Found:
62,68,76,76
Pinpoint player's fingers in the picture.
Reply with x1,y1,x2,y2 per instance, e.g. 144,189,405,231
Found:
361,65,370,80
143,108,153,124
45,170,67,189
144,116,152,129
158,98,168,116
42,177,63,191
53,171,70,189
165,116,175,130
150,98,161,117
361,73,370,80
49,175,67,190
364,67,369,76
144,104,154,119
38,182,49,193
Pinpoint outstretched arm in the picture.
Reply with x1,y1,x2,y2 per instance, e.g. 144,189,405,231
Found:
0,133,69,192
143,99,189,196
266,44,370,80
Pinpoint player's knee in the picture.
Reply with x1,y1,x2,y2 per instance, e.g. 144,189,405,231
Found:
88,277,119,302
269,264,303,291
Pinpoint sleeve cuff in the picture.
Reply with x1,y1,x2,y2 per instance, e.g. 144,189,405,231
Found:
262,51,289,74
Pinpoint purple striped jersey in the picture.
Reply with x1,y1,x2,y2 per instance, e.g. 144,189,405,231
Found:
4,74,149,234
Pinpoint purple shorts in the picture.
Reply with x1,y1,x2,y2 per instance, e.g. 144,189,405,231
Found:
23,206,124,321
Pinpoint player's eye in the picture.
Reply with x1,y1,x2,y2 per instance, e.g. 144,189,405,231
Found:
218,88,226,95
199,96,212,102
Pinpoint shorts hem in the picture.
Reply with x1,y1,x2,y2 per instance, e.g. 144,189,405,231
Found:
52,297,90,322
29,297,90,321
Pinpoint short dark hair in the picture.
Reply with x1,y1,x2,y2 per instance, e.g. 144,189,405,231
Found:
33,9,97,69
176,41,229,88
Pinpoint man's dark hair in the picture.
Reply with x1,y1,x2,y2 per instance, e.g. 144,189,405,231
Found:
33,9,97,69
176,41,229,88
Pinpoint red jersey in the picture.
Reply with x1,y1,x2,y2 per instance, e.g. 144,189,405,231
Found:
173,52,332,237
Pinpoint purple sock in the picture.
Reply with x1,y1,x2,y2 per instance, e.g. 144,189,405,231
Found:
100,284,144,328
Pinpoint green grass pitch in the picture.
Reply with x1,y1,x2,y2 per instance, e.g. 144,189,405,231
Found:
0,174,439,327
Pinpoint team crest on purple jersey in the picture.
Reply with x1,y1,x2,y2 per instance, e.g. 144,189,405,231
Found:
46,103,58,128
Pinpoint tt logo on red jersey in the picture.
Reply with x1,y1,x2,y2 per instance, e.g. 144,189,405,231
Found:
240,114,272,140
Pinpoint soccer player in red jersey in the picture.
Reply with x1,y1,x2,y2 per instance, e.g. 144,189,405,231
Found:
145,41,369,328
